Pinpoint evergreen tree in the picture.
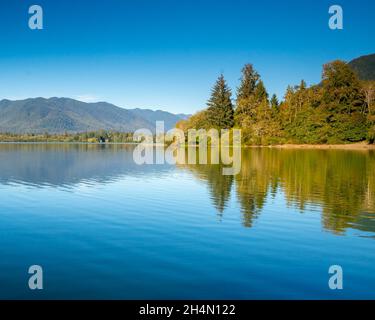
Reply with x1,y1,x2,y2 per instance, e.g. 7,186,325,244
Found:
321,60,367,142
180,59,372,145
235,64,261,126
254,80,268,102
270,94,279,109
237,64,260,100
298,79,307,91
322,60,364,114
206,74,234,129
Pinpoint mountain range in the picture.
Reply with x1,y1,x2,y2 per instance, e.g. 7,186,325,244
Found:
0,54,373,134
0,97,189,134
348,53,375,81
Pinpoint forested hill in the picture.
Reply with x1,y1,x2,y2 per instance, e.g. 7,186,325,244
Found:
349,54,375,81
0,97,188,134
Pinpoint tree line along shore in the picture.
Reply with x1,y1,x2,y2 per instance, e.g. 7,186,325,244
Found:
0,131,134,143
0,59,374,147
177,60,375,146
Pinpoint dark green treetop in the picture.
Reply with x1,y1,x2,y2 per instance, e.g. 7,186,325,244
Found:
270,94,279,109
206,74,234,129
237,64,260,100
254,80,269,102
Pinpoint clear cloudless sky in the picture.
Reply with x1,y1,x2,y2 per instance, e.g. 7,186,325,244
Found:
0,0,374,114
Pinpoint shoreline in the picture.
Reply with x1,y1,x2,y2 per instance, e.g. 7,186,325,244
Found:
251,143,375,150
0,141,374,150
0,141,137,145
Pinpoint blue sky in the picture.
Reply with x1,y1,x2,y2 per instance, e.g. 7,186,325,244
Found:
0,0,374,114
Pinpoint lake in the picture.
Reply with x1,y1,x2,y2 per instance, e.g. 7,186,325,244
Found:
0,144,374,299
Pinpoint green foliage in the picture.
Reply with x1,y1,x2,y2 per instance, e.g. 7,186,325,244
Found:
253,80,268,102
3,59,373,146
176,110,211,131
236,64,260,100
270,94,279,110
368,126,375,144
0,131,134,143
322,60,365,114
180,60,372,145
206,74,234,129
234,65,278,144
314,61,367,143
183,148,375,232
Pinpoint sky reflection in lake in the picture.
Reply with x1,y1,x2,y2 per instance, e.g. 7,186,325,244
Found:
0,144,374,299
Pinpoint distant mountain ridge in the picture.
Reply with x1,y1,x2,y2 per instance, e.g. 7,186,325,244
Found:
128,108,190,131
348,53,375,81
1,54,371,135
0,97,189,134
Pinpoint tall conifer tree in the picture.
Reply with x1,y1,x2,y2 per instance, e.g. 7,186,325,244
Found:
206,74,234,129
237,64,260,100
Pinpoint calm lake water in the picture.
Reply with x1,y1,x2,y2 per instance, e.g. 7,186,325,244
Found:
0,144,374,299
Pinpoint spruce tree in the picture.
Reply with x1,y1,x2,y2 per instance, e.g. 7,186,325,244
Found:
237,64,260,100
254,80,268,102
206,74,234,129
299,80,307,90
270,94,279,109
235,64,261,126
